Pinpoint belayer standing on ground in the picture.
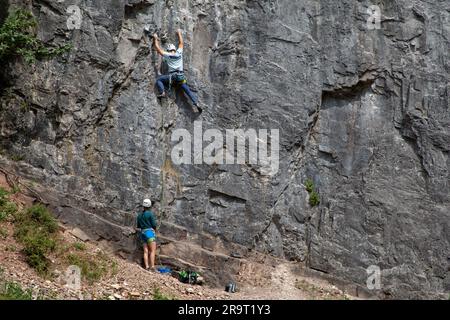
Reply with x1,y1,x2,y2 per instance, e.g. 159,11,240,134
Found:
152,29,202,113
136,199,157,271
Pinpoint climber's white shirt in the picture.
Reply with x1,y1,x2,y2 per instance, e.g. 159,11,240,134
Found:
163,48,183,73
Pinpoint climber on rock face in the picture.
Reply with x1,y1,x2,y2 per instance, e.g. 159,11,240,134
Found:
152,29,201,114
136,199,157,271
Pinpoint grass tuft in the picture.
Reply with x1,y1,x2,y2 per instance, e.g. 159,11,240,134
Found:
0,281,33,300
14,204,58,275
153,287,175,300
66,251,117,284
72,242,86,251
0,187,17,222
304,179,320,207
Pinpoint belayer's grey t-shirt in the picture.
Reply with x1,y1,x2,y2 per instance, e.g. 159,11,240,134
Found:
163,48,183,73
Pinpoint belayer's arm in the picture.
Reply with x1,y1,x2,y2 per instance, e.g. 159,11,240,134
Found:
177,29,184,50
151,213,157,230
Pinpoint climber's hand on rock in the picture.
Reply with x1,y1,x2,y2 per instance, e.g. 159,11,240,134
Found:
152,33,158,40
177,29,182,35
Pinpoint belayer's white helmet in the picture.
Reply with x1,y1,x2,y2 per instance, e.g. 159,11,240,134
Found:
166,43,176,52
142,199,152,208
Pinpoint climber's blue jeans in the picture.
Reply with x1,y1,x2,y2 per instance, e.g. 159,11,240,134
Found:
156,74,198,105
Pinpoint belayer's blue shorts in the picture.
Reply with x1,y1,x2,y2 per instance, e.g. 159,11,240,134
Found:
141,228,156,244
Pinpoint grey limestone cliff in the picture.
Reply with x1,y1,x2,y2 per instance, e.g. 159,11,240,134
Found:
0,0,449,299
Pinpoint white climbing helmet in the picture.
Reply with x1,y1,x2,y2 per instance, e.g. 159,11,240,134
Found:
166,43,176,52
142,199,152,208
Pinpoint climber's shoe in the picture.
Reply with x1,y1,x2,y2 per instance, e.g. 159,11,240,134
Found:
192,102,203,114
157,92,167,99
146,266,157,273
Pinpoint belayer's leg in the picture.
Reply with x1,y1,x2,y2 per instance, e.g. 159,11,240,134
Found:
143,244,149,269
180,83,198,106
149,241,156,269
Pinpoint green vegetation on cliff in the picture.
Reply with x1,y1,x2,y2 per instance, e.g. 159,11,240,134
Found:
0,8,70,64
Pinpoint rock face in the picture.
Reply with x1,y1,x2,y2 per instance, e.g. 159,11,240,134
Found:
0,0,449,299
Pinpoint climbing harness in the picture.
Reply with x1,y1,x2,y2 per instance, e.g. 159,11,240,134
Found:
171,71,187,84
167,70,187,96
